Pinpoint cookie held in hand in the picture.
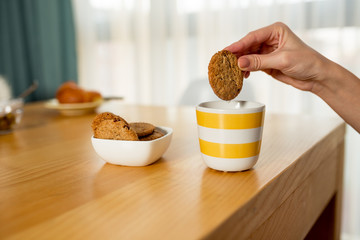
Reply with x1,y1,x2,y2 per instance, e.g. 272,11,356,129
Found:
208,50,244,100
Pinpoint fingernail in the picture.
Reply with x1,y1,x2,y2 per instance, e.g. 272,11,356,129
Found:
238,57,250,69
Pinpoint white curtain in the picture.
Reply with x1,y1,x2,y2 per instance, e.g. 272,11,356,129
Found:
72,0,360,237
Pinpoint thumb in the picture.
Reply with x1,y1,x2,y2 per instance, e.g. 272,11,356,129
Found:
238,53,280,71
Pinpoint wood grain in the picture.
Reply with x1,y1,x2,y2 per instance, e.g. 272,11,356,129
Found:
248,140,342,239
0,101,345,239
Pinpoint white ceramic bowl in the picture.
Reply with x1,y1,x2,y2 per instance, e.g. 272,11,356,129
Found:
91,126,173,166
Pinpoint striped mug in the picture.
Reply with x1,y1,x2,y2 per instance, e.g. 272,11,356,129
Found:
196,101,265,172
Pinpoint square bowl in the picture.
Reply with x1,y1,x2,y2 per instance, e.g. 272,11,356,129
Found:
91,126,173,166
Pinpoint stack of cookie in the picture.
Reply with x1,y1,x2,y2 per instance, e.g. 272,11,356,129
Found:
92,112,164,141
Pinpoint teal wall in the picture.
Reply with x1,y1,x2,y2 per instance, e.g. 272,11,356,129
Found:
0,0,78,101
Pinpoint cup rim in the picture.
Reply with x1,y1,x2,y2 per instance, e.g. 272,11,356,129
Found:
196,100,265,114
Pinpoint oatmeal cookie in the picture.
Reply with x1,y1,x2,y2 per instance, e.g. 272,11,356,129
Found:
139,129,165,141
208,50,244,100
91,112,127,131
92,112,138,141
129,122,155,137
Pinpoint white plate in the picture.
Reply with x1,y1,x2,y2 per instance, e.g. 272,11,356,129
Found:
44,99,103,116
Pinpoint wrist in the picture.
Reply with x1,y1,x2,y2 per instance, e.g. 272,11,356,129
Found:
310,58,343,97
311,59,360,132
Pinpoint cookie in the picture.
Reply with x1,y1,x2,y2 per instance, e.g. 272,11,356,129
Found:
208,50,244,100
91,112,127,132
139,129,165,141
92,112,138,141
129,122,155,137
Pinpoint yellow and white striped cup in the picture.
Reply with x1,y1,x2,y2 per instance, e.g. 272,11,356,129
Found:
196,101,265,172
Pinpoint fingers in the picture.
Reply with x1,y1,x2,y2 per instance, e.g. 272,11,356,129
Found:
238,52,282,71
225,22,285,55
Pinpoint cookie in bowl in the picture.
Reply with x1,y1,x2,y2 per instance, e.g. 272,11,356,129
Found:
92,112,138,141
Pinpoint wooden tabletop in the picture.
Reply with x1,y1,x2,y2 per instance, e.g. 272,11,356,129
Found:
0,101,345,239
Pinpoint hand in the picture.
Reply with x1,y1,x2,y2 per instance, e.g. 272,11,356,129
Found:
225,22,360,133
224,22,331,94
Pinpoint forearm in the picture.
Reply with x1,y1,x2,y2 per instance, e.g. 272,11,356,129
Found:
312,59,360,132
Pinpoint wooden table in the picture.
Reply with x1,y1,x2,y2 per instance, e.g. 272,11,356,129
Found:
0,101,345,240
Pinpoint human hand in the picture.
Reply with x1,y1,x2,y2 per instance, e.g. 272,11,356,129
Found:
224,22,331,93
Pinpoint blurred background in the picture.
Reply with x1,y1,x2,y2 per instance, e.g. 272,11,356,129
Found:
1,0,359,238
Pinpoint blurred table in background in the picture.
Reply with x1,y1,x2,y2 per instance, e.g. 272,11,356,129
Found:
0,101,345,239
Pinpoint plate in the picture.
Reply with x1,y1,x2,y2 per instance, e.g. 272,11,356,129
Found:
44,99,103,116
